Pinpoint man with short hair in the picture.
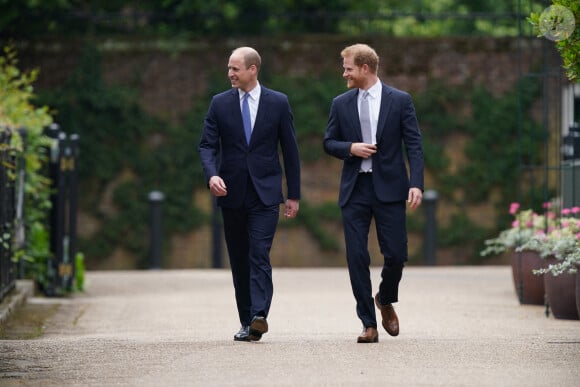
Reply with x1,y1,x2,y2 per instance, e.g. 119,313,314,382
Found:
323,43,424,343
199,46,301,342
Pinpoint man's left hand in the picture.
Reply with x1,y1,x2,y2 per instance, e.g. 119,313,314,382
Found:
284,199,300,218
407,188,422,210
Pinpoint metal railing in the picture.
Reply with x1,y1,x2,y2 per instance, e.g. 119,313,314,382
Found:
0,129,16,302
0,125,80,301
44,125,80,296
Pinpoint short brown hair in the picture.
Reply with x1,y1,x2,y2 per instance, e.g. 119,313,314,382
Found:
341,44,379,74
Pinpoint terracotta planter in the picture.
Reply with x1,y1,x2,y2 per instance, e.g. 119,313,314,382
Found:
511,250,546,305
544,257,579,320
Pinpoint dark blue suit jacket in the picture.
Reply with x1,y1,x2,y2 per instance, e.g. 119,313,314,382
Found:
199,86,301,208
323,83,424,207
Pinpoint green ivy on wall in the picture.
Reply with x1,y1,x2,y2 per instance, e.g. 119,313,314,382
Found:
38,45,547,266
412,76,545,261
267,74,345,163
40,46,206,267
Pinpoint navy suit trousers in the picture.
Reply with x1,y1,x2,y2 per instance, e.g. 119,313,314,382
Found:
341,173,406,328
221,178,279,327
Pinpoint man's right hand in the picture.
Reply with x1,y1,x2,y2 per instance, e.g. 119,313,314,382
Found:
209,176,228,197
350,142,377,159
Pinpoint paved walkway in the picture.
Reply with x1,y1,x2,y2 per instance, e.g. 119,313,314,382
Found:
1,266,579,386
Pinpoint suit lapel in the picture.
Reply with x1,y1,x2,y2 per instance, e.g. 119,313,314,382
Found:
376,84,393,143
252,87,269,143
230,88,250,146
347,90,362,141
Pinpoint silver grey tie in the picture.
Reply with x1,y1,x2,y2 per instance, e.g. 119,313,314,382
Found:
359,91,372,172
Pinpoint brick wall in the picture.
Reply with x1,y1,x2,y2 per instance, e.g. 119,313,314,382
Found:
16,35,554,268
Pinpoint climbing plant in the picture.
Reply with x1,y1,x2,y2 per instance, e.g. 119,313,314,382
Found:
40,45,206,267
36,43,546,266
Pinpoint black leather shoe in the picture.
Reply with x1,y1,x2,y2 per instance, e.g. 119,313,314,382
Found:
249,316,268,341
234,326,251,341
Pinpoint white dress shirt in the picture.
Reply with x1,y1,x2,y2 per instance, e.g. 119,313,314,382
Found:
358,80,382,145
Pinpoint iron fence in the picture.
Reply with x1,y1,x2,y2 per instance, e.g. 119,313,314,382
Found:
43,125,79,296
0,125,80,301
0,129,16,302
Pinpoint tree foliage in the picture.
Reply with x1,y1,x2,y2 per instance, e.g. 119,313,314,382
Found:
0,0,545,38
529,0,580,82
0,45,53,286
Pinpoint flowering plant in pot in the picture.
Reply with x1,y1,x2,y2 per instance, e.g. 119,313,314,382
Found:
518,207,580,274
517,206,580,319
481,202,554,305
480,202,551,257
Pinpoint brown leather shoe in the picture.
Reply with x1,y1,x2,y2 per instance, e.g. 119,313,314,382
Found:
375,293,399,336
357,327,379,343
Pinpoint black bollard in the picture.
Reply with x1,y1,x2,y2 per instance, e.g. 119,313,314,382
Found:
148,191,165,269
423,189,438,266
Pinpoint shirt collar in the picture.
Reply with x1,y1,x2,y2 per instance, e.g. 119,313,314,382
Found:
360,80,381,99
239,83,261,101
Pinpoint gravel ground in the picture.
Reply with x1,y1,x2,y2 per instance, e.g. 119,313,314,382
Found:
1,266,579,386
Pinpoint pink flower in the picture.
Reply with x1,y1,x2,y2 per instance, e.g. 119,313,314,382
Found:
512,220,519,228
543,202,551,209
576,232,580,239
562,208,571,215
509,202,520,215
572,207,580,214
534,231,547,241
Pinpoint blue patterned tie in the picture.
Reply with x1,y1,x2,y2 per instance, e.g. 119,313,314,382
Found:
242,92,252,144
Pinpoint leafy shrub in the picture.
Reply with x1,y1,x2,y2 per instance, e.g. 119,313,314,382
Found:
0,46,53,288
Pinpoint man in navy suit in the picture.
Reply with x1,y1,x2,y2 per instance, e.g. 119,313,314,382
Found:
323,44,424,343
198,47,301,342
